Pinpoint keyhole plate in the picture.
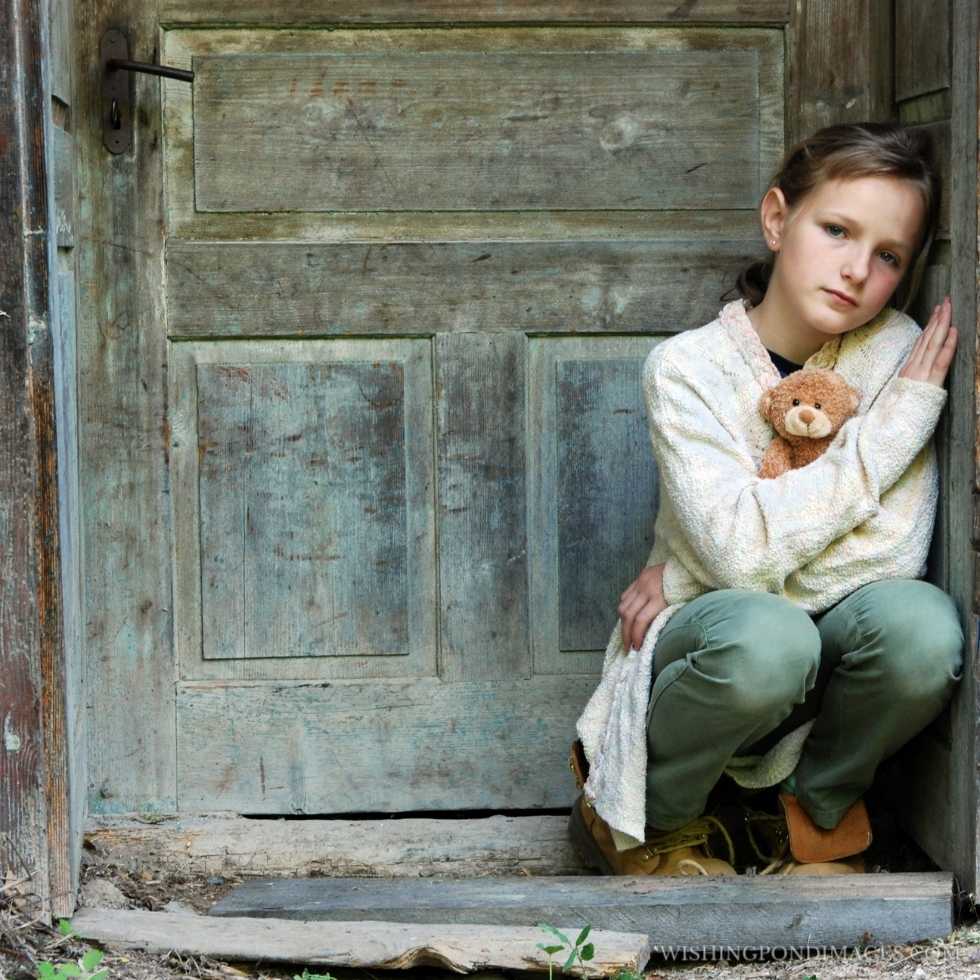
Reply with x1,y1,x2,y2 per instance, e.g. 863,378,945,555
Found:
101,28,133,154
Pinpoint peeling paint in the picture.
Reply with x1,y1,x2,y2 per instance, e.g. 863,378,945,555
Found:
4,714,22,752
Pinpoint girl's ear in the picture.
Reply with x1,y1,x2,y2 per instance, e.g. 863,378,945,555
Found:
760,186,789,245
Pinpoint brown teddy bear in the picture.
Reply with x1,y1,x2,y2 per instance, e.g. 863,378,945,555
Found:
757,368,862,479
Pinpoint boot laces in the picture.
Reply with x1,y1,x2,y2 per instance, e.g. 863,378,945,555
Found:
641,814,737,874
743,806,794,875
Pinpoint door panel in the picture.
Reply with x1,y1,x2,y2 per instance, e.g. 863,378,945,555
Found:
177,675,602,813
165,238,761,337
161,27,783,238
192,49,761,212
171,339,436,681
528,337,663,676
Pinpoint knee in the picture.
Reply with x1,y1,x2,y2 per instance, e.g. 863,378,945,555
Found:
869,583,964,699
702,592,821,713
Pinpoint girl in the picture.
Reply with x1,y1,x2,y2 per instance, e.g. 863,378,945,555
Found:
571,122,964,878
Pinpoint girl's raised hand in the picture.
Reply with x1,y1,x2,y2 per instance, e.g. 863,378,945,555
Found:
898,295,958,388
618,563,667,653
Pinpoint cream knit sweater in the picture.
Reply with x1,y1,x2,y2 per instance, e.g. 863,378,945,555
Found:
575,297,949,851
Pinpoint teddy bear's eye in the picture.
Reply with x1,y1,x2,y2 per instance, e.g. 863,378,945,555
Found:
792,398,800,406
814,403,821,410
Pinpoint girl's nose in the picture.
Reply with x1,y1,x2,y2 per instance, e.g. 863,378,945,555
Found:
842,248,871,281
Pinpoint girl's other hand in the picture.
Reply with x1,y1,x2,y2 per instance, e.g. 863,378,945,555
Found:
898,295,958,388
618,563,667,653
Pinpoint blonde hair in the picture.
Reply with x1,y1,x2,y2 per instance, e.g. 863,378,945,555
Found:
722,122,941,314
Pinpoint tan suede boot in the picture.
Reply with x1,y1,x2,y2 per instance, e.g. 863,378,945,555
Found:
567,740,738,876
569,793,739,875
743,792,872,875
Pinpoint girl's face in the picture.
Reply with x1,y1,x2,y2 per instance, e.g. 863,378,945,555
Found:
763,175,926,338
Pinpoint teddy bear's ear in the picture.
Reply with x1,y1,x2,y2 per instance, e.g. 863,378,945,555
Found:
759,389,773,418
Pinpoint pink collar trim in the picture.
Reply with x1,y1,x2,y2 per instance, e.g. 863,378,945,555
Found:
719,297,893,389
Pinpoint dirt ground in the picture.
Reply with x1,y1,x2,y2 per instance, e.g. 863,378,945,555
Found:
4,796,980,980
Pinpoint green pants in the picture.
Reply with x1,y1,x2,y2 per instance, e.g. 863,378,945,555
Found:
645,578,964,831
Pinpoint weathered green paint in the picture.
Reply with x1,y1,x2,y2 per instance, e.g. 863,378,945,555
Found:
170,339,437,682
176,676,599,812
166,240,760,338
528,336,669,676
160,0,792,27
193,49,766,212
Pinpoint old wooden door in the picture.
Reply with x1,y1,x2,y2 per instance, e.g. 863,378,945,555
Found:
77,1,903,820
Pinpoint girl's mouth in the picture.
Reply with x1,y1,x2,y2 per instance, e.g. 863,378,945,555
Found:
825,288,858,307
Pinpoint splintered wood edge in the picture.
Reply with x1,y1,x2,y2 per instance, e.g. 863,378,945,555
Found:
69,909,650,978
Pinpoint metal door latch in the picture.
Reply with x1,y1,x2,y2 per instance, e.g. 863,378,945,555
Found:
101,28,194,155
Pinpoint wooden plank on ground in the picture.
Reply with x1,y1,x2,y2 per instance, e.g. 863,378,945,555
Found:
69,909,651,978
208,873,955,950
83,814,590,878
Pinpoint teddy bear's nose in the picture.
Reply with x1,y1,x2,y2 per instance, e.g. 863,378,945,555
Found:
798,408,815,424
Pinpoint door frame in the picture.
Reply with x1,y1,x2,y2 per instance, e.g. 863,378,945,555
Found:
0,0,73,923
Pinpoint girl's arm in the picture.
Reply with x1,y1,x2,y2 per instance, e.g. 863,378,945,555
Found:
786,436,940,601
644,346,948,595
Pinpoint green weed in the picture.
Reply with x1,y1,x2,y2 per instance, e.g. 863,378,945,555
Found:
536,921,595,977
35,919,108,979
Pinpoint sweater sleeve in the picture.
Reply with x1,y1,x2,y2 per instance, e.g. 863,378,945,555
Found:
644,348,949,594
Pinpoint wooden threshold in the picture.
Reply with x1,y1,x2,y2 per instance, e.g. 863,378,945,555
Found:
84,814,956,951
206,873,955,951
84,813,589,878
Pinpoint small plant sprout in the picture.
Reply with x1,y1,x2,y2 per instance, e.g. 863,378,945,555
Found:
34,920,109,979
536,921,595,977
292,970,336,980
36,947,108,980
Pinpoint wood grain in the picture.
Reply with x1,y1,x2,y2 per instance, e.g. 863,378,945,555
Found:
71,909,651,978
76,0,176,816
0,0,75,923
175,676,597,812
436,333,529,682
84,813,591,877
193,50,762,213
896,0,951,102
52,126,74,248
160,0,790,26
196,361,409,661
166,240,759,338
161,27,783,238
207,872,954,948
169,339,437,682
528,335,666,675
897,0,978,902
790,0,893,138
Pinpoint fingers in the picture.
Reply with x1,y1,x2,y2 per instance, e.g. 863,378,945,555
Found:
900,296,956,385
620,597,666,651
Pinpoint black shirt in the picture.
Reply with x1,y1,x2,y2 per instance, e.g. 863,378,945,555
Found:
766,348,804,378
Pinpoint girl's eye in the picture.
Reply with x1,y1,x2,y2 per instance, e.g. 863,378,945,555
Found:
825,224,900,267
